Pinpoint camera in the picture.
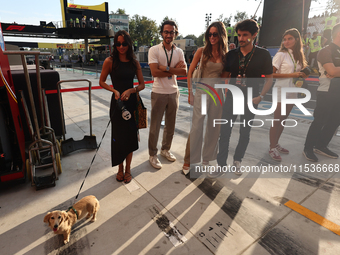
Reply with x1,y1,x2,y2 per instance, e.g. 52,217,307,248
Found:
301,66,312,76
117,99,131,121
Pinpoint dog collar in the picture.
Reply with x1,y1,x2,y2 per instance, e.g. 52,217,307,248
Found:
66,206,79,219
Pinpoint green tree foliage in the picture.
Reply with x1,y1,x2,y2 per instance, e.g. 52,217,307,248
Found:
234,11,249,23
110,9,126,14
217,14,232,28
326,0,340,14
115,8,126,14
184,34,197,41
129,15,159,46
196,33,205,47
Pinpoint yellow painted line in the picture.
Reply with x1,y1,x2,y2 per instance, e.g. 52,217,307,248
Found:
284,200,340,236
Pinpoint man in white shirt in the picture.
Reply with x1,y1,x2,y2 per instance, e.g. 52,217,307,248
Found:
148,20,187,169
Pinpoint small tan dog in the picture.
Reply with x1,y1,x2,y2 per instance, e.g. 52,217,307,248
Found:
44,195,100,244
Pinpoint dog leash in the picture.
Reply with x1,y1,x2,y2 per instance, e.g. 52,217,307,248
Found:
73,119,111,204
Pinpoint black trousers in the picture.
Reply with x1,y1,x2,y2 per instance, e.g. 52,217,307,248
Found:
305,91,340,150
308,51,319,69
217,91,258,165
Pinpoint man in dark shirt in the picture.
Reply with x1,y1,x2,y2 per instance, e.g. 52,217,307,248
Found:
217,19,273,175
303,23,340,162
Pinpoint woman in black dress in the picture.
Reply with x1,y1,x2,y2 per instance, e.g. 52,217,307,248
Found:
99,30,145,183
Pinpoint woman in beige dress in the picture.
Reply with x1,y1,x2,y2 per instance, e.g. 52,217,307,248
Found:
182,21,228,175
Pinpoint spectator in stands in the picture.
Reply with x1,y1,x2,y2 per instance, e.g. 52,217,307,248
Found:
303,23,340,162
96,18,100,28
69,18,73,28
269,28,308,162
76,17,80,28
82,15,86,28
89,17,94,28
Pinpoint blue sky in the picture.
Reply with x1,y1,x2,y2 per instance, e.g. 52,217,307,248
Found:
0,0,326,43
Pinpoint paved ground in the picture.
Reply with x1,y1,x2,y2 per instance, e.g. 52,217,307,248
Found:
0,68,340,255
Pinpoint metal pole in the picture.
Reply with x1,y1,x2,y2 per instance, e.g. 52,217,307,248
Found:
302,0,305,32
252,0,263,19
20,54,42,145
88,80,92,136
34,55,46,134
56,79,93,139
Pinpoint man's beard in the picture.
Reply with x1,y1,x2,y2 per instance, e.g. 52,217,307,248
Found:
163,37,173,44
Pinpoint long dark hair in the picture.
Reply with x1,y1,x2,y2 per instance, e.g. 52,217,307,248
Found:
202,21,228,69
110,30,137,71
279,28,307,68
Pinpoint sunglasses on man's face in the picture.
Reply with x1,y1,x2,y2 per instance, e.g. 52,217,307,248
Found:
116,42,128,47
208,32,219,38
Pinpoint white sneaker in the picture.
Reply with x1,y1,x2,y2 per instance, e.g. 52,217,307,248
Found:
160,150,176,162
233,161,242,176
149,155,162,169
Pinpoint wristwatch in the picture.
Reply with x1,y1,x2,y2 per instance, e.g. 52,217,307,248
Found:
259,94,264,100
166,66,170,71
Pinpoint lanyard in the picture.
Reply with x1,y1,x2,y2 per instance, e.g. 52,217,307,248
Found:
287,51,297,72
163,45,174,67
238,46,256,75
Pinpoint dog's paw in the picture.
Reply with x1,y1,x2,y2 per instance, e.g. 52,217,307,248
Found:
90,217,96,222
63,239,69,245
86,214,91,219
